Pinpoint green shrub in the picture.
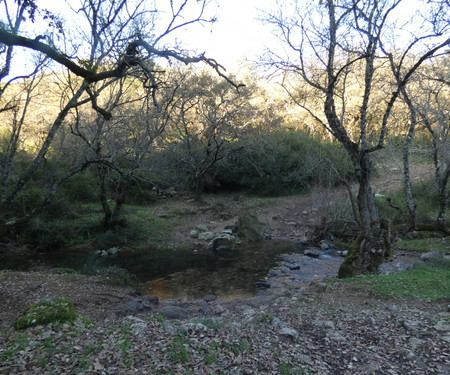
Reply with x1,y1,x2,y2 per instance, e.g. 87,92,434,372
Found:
236,213,263,242
14,297,77,330
214,129,353,196
149,128,353,197
61,171,98,202
376,179,442,226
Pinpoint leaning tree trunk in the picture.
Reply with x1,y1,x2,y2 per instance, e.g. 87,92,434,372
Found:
338,153,389,278
2,81,88,207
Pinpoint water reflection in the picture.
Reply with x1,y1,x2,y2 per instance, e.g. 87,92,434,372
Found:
0,240,299,301
137,240,298,301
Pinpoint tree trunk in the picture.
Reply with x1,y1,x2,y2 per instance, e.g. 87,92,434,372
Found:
403,132,418,230
338,153,388,277
194,175,204,202
110,176,131,228
436,165,450,228
97,166,112,229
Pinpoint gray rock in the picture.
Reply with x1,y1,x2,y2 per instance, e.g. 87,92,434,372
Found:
212,234,236,251
389,305,399,312
196,225,209,232
158,306,188,320
434,320,450,332
124,317,147,336
399,349,416,360
107,247,120,256
297,354,312,364
272,317,282,327
142,295,159,308
326,330,347,342
296,237,309,246
320,240,330,250
203,294,216,302
403,320,420,332
304,248,322,258
409,337,425,350
281,261,300,270
222,229,233,235
254,281,271,289
278,327,299,341
183,322,208,333
189,230,199,238
115,301,144,317
198,231,215,241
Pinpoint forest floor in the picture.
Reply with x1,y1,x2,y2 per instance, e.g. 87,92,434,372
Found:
0,265,448,374
0,159,449,374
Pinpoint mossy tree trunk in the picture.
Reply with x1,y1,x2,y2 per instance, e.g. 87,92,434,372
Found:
338,153,387,278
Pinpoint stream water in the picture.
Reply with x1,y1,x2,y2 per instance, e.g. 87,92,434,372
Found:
0,240,306,301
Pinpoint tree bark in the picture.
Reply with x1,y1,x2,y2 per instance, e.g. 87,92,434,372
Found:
338,153,387,277
97,165,112,229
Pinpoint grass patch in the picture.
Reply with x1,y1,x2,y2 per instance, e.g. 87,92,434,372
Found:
395,237,450,253
169,334,191,364
123,205,181,250
347,262,450,300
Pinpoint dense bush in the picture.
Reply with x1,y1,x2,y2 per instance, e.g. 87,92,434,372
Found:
213,129,353,196
151,129,353,197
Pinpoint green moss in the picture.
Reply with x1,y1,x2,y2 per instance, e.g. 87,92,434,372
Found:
338,233,364,278
338,233,385,278
14,297,77,330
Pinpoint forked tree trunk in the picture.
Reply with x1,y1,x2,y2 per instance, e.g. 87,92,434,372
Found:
338,153,388,278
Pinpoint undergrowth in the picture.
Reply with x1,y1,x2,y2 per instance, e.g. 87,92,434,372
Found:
342,261,450,300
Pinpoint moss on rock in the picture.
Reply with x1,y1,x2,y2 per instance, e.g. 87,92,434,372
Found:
14,297,77,330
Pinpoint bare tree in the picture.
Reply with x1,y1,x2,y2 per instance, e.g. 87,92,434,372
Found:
162,68,254,201
264,0,449,276
0,0,242,224
415,57,450,230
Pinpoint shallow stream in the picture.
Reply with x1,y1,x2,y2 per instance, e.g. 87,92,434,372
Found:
1,240,309,301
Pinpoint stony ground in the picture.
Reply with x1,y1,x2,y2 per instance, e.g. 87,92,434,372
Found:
0,267,449,374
